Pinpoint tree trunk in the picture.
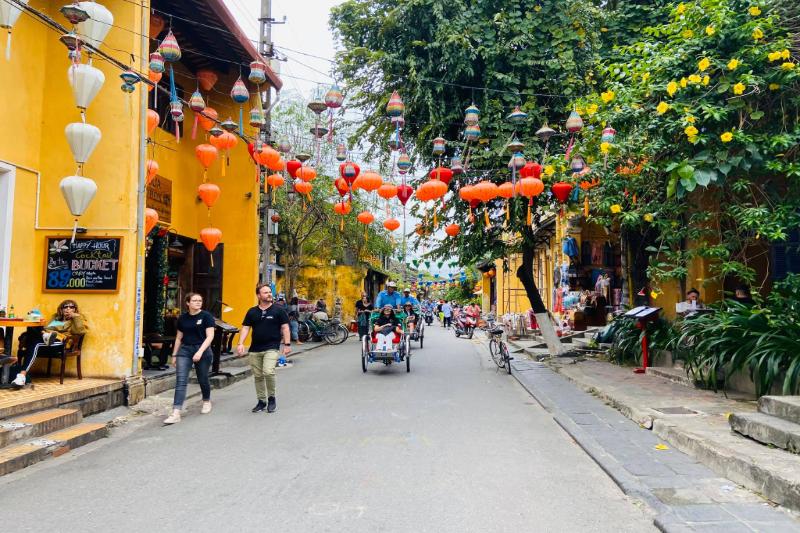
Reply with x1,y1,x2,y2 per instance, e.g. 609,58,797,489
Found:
516,233,564,356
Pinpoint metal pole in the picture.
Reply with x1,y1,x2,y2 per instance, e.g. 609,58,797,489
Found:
259,0,273,285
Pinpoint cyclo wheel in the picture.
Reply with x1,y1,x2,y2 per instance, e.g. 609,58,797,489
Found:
361,335,369,373
406,338,411,372
322,326,338,345
502,342,513,374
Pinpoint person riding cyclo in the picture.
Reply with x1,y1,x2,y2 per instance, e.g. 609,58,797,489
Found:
399,287,419,308
402,302,420,336
372,304,403,352
375,281,402,310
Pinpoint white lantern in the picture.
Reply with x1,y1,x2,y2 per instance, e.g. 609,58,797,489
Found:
68,63,105,117
75,2,113,50
0,0,29,61
65,122,101,167
59,175,97,241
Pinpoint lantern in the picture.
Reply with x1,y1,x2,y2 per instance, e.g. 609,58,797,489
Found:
144,208,159,235
396,184,413,206
464,124,481,142
571,156,586,174
497,182,514,223
169,101,184,131
307,99,327,115
386,90,404,117
198,107,217,132
68,63,105,119
255,145,280,169
248,60,267,85
601,126,617,144
519,162,542,179
507,152,526,171
147,69,162,95
388,130,401,151
551,181,573,204
195,144,218,181
565,111,584,133
309,125,328,138
296,166,317,182
147,109,159,137
196,69,218,92
277,139,292,154
145,159,159,185
1,0,29,60
335,144,347,162
507,105,528,125
197,182,221,208
432,136,446,157
209,132,238,176
340,161,360,186
60,3,89,24
391,115,405,129
295,152,311,163
333,201,351,215
377,183,398,200
75,1,113,50
199,227,222,266
357,211,375,236
59,175,97,241
445,224,460,237
271,213,281,223
189,90,205,139
397,153,412,174
354,170,382,192
334,178,349,198
119,70,140,94
451,157,464,175
148,51,165,73
473,181,499,227
536,123,556,143
286,159,302,178
325,84,344,109
429,167,453,185
229,77,250,132
65,122,101,168
383,218,400,231
464,104,480,126
516,177,545,225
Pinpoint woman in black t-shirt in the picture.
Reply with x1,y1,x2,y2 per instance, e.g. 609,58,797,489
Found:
164,293,215,425
355,292,374,340
373,305,401,350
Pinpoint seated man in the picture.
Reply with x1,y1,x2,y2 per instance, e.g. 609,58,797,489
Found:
372,305,402,351
402,302,419,335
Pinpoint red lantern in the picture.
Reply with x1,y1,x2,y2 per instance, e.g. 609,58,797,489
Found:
383,218,400,231
144,208,159,235
286,159,302,178
519,162,542,179
429,167,453,185
396,184,413,206
551,182,573,203
445,223,460,237
197,182,221,208
335,177,349,197
339,161,360,186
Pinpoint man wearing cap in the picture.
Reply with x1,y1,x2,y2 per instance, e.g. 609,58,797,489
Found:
375,281,402,309
399,288,419,308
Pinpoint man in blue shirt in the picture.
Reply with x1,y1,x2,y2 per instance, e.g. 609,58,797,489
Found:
441,301,453,329
399,288,419,308
375,281,402,309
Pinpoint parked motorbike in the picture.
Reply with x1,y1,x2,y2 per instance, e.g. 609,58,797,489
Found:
454,314,477,339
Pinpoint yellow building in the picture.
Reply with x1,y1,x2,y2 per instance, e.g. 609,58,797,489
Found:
0,0,280,381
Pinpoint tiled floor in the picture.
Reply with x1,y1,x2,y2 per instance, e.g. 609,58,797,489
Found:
0,377,121,413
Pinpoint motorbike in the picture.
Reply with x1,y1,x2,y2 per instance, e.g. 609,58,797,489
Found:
424,310,434,325
454,314,477,339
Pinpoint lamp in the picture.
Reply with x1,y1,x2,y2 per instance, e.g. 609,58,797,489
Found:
166,228,183,250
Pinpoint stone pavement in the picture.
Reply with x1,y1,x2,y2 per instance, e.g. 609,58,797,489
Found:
511,359,800,532
543,356,800,513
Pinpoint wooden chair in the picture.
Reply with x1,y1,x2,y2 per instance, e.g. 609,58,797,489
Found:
45,333,84,384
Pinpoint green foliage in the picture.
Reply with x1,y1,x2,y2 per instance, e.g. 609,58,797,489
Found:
608,316,675,365
443,281,476,304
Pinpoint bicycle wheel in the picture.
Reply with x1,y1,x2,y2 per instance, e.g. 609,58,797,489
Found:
361,335,369,373
489,338,504,367
298,322,311,342
335,324,349,344
502,342,513,374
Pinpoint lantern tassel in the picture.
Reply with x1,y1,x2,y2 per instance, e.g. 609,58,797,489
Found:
584,195,590,218
340,217,343,232
565,134,575,160
5,31,11,61
221,155,225,177
484,209,491,228
210,254,214,268
70,219,78,244
192,115,199,140
527,199,532,226
239,107,244,136
203,169,207,183
505,201,510,224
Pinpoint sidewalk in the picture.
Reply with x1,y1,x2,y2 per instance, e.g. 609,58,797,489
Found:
510,359,800,532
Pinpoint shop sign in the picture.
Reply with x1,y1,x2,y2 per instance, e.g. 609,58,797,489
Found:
147,175,172,223
43,236,123,292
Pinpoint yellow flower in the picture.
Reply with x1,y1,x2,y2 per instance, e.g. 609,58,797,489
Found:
688,74,702,84
705,26,715,36
698,58,711,71
585,103,599,116
544,165,555,177
733,82,746,95
702,75,710,86
534,4,541,11
680,77,688,88
676,3,686,14
720,131,733,143
688,135,699,144
601,90,615,103
685,115,696,123
600,142,611,154
782,49,791,60
768,51,781,62
727,58,740,70
656,102,670,115
641,72,650,82
781,62,796,70
650,291,659,300
643,213,654,223
748,6,761,16
666,81,678,96
752,27,763,40
682,29,694,39
610,204,622,214
575,106,585,115
769,83,780,91
685,125,699,136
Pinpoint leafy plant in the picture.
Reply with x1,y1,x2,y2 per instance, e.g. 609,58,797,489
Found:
608,316,674,366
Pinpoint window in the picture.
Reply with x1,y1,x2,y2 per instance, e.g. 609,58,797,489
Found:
772,228,800,280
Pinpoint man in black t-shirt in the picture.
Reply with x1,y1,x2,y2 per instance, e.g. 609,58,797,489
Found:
237,284,290,413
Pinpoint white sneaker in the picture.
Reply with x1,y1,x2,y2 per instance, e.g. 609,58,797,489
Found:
201,401,212,414
12,373,26,387
163,411,181,424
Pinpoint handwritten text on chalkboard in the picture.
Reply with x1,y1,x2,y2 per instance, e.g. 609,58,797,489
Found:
44,237,123,292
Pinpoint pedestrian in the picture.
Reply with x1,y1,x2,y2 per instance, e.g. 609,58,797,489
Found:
288,308,303,345
163,293,215,425
237,284,291,413
441,300,453,329
355,291,374,340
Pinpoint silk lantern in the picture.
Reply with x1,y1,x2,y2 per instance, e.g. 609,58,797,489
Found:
75,1,113,50
396,184,413,207
429,167,453,185
199,227,222,266
147,109,159,137
68,63,105,120
333,200,351,230
209,131,237,176
497,182,514,223
445,224,460,237
516,177,545,225
198,182,221,208
196,69,218,92
473,181,499,227
65,122,101,169
59,175,97,242
145,159,159,185
1,0,29,60
383,218,400,231
144,208,159,235
195,144,218,181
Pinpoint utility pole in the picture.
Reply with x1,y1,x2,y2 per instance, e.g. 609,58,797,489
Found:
258,0,273,287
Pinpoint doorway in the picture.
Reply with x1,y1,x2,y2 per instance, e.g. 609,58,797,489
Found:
0,163,15,308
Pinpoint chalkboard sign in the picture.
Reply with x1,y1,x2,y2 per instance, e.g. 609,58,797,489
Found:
43,236,123,293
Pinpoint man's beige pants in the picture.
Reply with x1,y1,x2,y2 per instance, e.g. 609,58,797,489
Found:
249,349,278,400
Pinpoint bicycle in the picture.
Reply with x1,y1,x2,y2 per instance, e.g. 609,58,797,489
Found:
485,323,512,374
298,317,349,345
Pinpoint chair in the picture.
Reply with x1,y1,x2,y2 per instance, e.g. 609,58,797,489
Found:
42,334,84,384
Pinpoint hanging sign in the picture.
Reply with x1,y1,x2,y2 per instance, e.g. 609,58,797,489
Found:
146,175,172,223
44,236,123,292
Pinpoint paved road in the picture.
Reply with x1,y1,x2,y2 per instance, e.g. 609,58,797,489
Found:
1,325,655,532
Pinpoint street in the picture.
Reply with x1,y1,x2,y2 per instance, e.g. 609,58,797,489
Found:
1,325,655,532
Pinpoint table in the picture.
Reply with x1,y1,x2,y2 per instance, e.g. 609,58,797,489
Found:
0,318,45,386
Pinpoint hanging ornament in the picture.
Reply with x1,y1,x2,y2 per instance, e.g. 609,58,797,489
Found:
473,181,499,227
536,123,557,159
197,182,221,208
463,104,480,126
250,107,266,129
391,115,405,129
497,182,514,224
506,138,525,154
295,152,311,163
195,143,218,182
68,63,105,121
551,181,574,217
388,130,402,151
571,156,586,174
119,70,140,95
508,152,526,171
601,126,616,144
145,159,159,185
158,29,183,141
296,167,317,182
429,167,453,185
286,159,302,178
307,99,327,115
507,105,528,125
220,118,238,132
463,124,481,142
564,111,584,160
333,200,351,230
146,109,159,137
60,3,89,25
230,76,250,133
324,84,344,109
74,1,112,51
248,60,267,85
516,177,545,225
199,227,222,266
144,208,159,235
357,211,375,237
386,90,404,117
335,143,347,162
334,177,349,198
189,90,206,139
309,125,328,138
148,51,165,73
445,224,460,237
209,132,238,177
432,136,446,157
197,69,218,92
383,218,400,232
377,183,398,200
450,157,464,175
396,184,413,206
353,170,382,192
294,180,313,203
65,122,101,171
397,153,412,174
59,175,97,242
340,161,360,188
277,139,292,154
209,126,223,138
197,107,218,132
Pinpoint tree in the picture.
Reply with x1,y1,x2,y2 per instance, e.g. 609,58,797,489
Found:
331,0,607,353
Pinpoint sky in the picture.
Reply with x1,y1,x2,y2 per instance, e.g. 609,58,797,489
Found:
225,0,342,98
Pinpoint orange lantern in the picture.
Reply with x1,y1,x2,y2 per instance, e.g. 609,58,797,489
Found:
497,181,514,223
199,227,222,267
458,184,477,222
333,200,351,230
445,223,460,237
473,181,499,227
266,173,285,197
377,183,398,200
146,109,159,137
296,166,317,182
198,107,218,132
516,177,545,225
144,208,159,235
196,70,218,92
147,69,162,91
197,182,221,208
357,211,375,224
383,218,400,231
195,144,219,181
209,131,237,177
267,156,285,173
354,170,382,192
294,180,313,202
256,145,281,169
145,159,159,186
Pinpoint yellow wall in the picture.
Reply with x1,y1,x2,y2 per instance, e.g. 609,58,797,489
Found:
1,2,265,377
277,259,366,323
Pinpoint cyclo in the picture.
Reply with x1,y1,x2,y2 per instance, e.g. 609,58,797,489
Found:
361,305,412,373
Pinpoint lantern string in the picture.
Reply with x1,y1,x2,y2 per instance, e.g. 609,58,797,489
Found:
6,31,11,62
